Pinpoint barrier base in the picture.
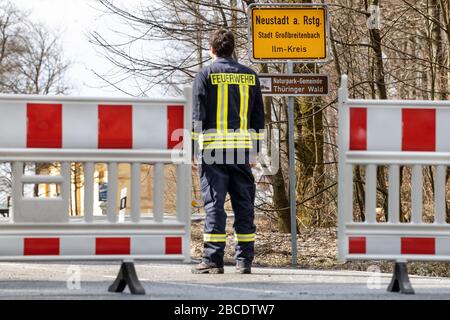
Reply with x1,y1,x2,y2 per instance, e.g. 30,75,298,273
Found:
387,262,415,294
108,261,146,295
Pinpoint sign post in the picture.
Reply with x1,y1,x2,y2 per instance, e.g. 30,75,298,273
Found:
287,61,297,265
119,187,127,223
99,183,108,202
248,3,330,266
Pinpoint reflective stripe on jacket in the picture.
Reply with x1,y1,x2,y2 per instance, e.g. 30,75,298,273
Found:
192,57,265,153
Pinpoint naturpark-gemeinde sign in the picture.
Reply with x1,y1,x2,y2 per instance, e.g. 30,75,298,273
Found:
259,74,328,96
249,5,329,62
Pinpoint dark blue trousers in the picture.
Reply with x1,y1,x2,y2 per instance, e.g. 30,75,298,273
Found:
199,163,256,267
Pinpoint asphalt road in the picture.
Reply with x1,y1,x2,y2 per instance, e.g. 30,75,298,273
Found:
0,261,449,300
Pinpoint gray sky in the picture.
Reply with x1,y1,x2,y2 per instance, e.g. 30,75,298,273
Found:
13,0,146,97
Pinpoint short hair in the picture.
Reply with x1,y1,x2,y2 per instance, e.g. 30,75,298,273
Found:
209,29,235,58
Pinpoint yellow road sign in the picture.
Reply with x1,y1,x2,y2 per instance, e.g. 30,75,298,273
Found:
248,5,329,62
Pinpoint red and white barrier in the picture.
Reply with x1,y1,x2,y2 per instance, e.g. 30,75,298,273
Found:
0,235,183,260
347,236,450,258
0,89,192,264
349,107,447,152
338,75,450,265
0,99,184,150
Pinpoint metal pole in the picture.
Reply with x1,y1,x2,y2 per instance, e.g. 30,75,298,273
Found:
287,61,298,265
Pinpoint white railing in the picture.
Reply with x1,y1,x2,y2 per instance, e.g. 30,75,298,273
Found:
338,75,450,263
0,88,192,262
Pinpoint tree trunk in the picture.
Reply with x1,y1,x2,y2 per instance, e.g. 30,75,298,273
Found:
368,0,389,221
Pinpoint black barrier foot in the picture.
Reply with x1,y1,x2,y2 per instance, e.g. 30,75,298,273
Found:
108,261,146,295
387,262,415,294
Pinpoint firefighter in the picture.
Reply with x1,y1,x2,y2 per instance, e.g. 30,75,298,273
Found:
191,29,265,274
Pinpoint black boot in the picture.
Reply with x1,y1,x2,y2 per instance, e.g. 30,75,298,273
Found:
191,262,224,274
235,261,251,274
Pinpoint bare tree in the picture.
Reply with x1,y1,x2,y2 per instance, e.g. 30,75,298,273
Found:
0,2,69,94
90,0,450,230
0,1,71,203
